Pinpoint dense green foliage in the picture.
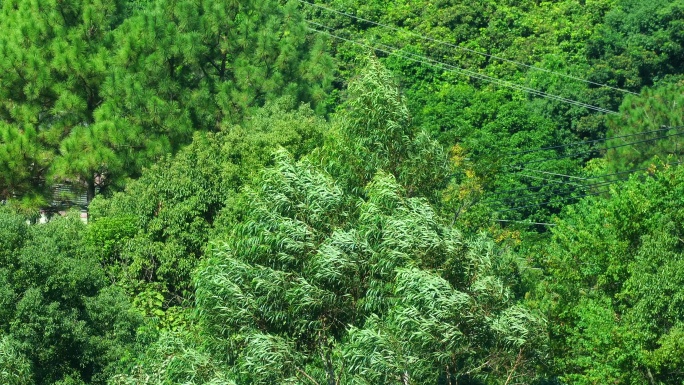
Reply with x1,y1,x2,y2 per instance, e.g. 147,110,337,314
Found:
193,152,543,384
1,0,684,384
0,0,332,205
538,163,684,384
87,99,327,304
306,0,684,222
0,208,140,385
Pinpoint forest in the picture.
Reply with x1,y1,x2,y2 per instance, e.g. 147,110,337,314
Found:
0,0,683,384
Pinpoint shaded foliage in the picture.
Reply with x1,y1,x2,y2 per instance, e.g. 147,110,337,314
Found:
0,207,141,385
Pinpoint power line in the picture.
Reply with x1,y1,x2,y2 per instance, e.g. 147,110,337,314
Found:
520,168,589,180
521,129,684,165
459,125,684,182
485,183,568,199
495,189,610,213
493,219,556,226
486,180,618,210
306,24,618,114
492,160,684,212
582,160,684,181
480,136,684,193
492,178,625,206
484,174,614,200
493,160,681,198
496,190,610,214
517,173,586,187
487,176,623,202
484,159,684,208
307,21,616,114
300,7,679,215
299,0,639,95
507,125,684,157
472,169,614,200
505,129,684,169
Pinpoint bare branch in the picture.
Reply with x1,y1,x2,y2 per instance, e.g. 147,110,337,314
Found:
296,367,321,385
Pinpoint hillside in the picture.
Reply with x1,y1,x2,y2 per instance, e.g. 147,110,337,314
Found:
1,0,683,384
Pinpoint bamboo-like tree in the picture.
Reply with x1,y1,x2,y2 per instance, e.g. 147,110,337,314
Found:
190,150,546,385
322,57,449,201
0,336,33,385
108,58,545,385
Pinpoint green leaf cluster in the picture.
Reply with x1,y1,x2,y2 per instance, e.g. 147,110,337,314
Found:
539,164,684,383
0,207,141,385
87,99,328,305
0,0,333,207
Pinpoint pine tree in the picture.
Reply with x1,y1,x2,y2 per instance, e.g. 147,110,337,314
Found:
0,0,333,205
605,83,684,172
0,0,125,203
95,0,334,178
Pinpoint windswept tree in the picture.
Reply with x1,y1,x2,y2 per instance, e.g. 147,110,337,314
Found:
0,336,33,385
110,58,546,385
189,150,547,385
112,151,547,385
321,57,450,200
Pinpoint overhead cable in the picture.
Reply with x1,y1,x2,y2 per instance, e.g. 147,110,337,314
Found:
495,189,610,213
487,176,623,202
492,161,682,200
491,178,625,206
305,24,618,114
508,125,684,156
492,160,684,211
493,219,556,226
520,168,589,180
581,160,684,181
307,21,616,113
505,129,684,169
299,0,639,95
517,173,586,187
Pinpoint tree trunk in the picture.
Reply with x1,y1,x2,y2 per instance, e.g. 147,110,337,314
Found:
87,177,96,204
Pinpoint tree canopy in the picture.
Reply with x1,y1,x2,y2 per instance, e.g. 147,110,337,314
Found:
1,0,684,384
0,0,333,206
